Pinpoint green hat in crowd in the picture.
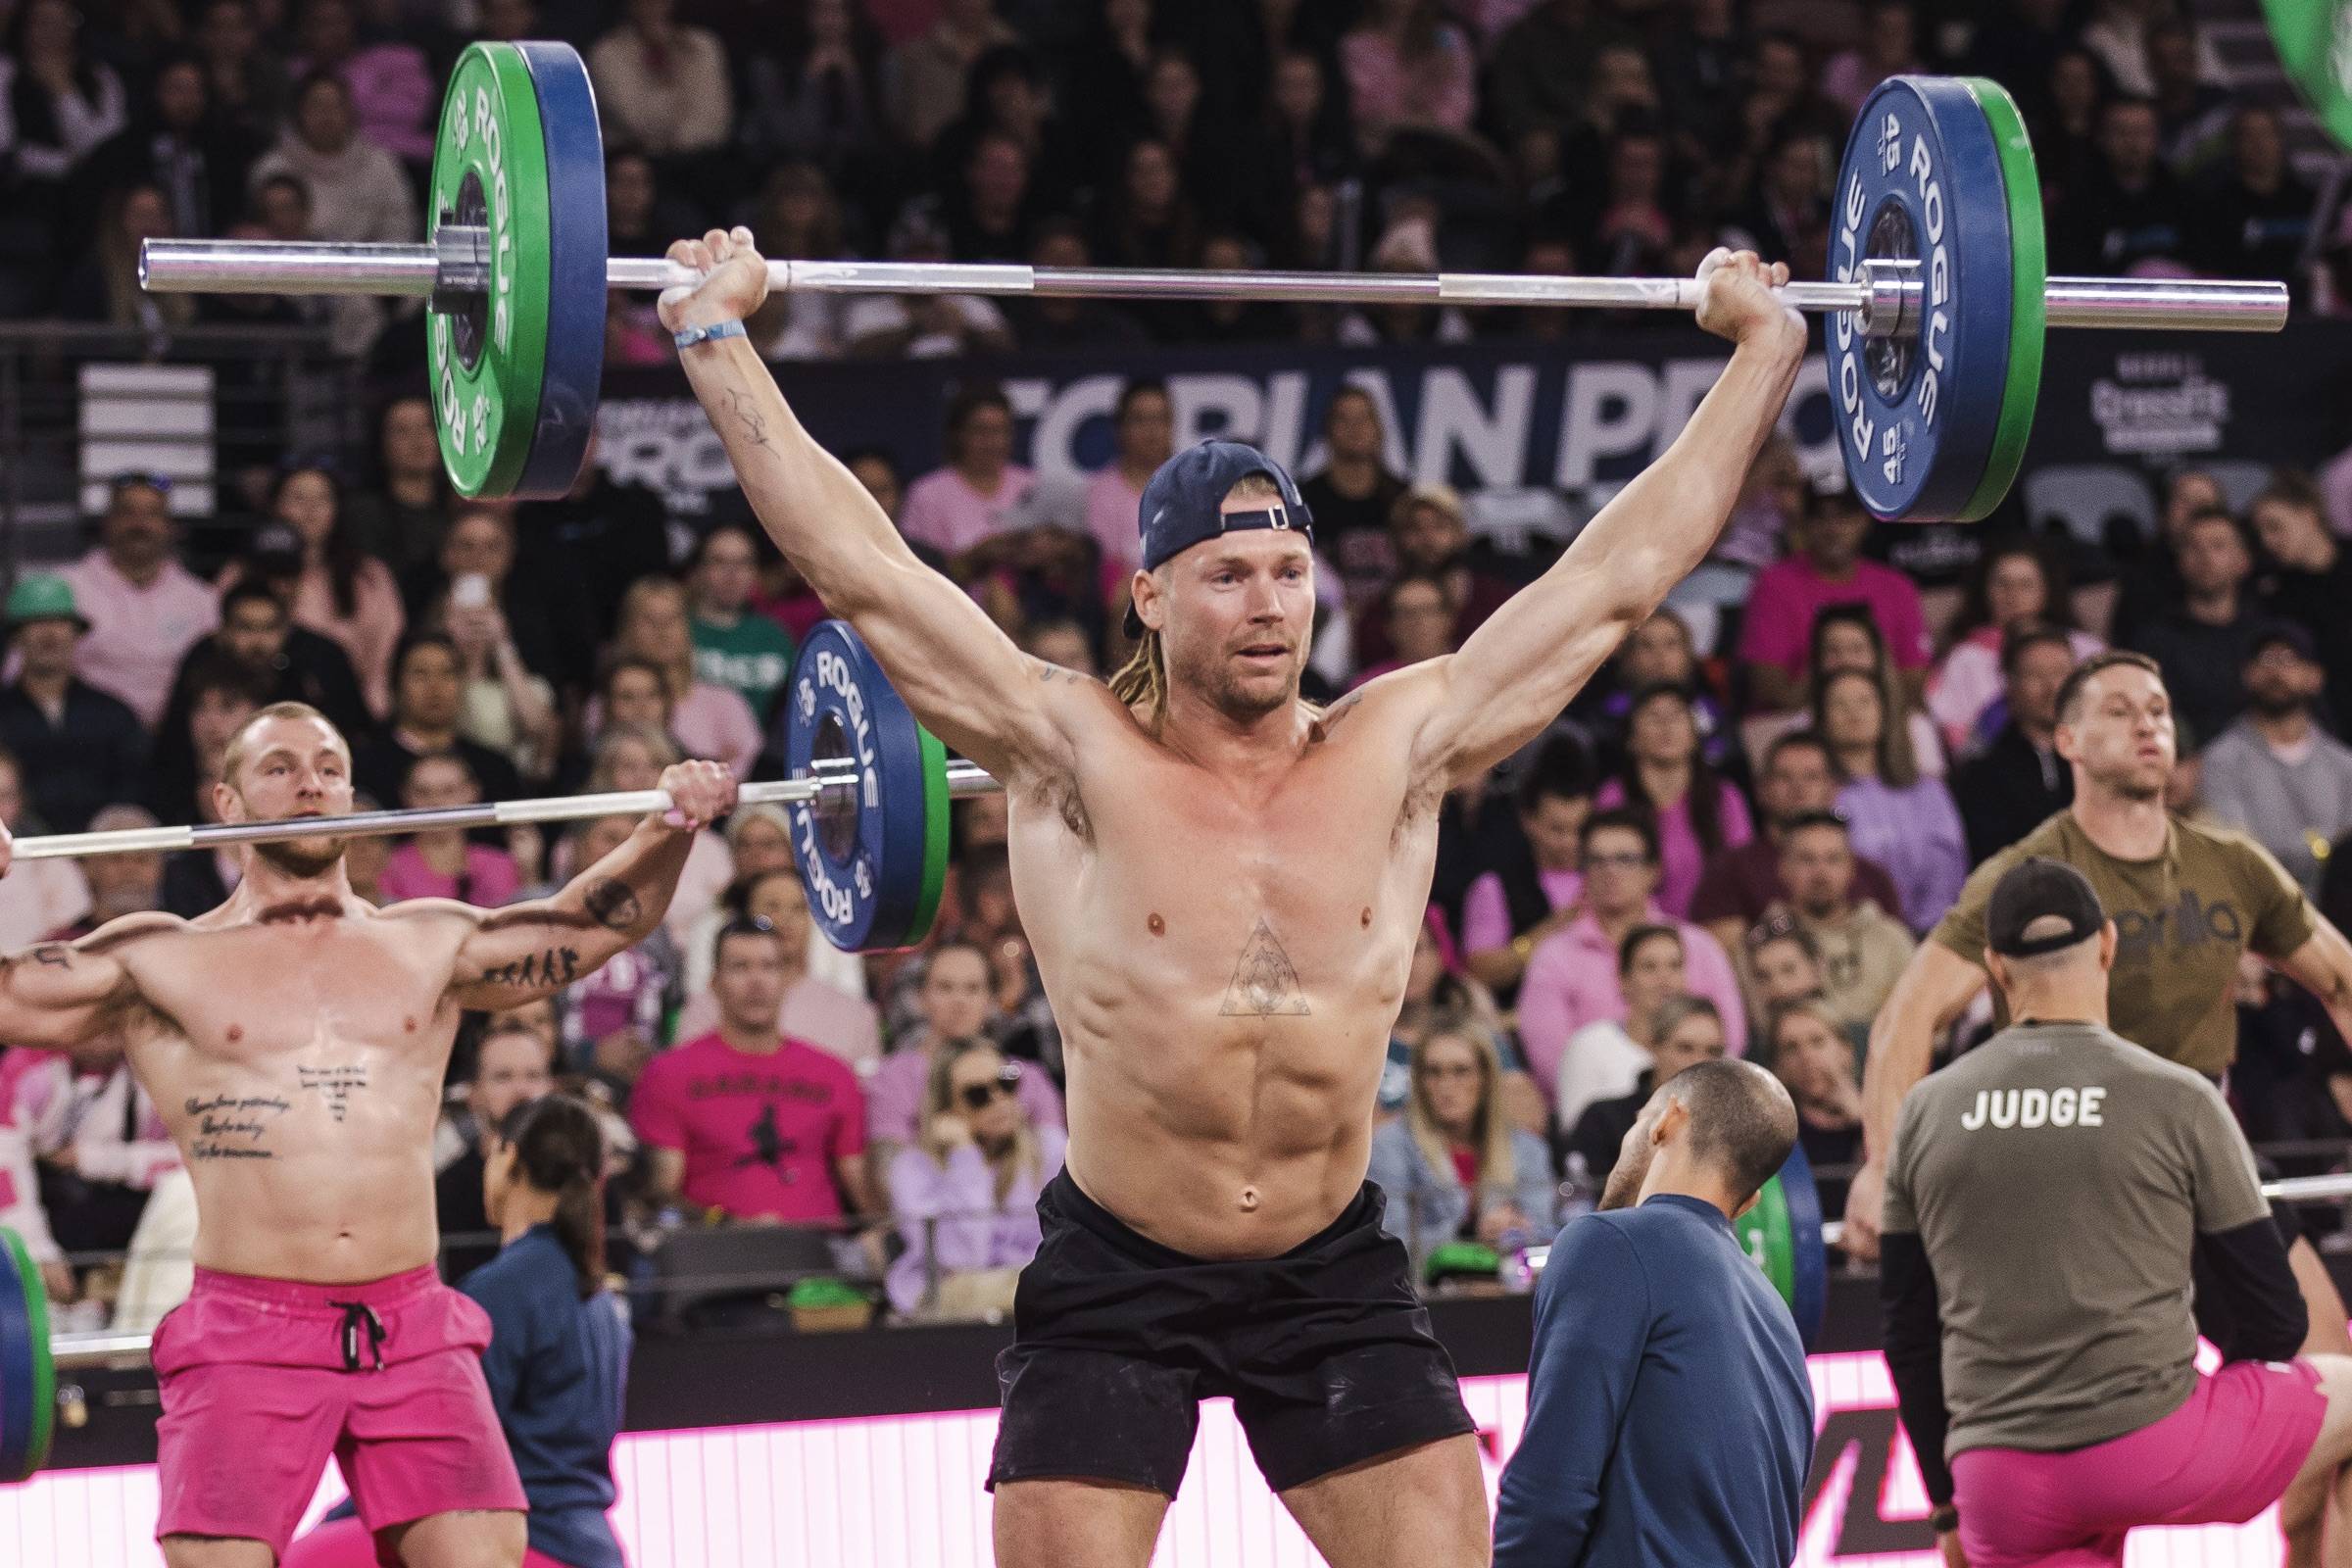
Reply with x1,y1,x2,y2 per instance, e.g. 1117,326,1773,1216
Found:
5,575,89,634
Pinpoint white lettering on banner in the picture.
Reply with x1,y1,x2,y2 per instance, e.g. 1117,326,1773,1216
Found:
2090,359,2231,456
1259,370,1310,472
1555,363,1658,486
1658,359,1730,450
1013,373,1120,491
1170,373,1267,453
596,398,735,514
595,356,1839,514
1413,366,1537,487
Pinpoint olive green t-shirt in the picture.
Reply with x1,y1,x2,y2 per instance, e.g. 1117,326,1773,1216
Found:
1931,812,2314,1076
1884,1024,2272,1455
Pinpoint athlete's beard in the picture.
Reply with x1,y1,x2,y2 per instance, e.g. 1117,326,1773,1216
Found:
1166,633,1301,723
252,836,347,878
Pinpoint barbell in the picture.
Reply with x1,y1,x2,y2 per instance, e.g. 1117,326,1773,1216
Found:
0,621,983,955
133,44,2287,521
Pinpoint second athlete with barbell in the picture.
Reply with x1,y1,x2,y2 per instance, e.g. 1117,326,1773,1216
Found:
661,227,1810,1566
0,708,736,1567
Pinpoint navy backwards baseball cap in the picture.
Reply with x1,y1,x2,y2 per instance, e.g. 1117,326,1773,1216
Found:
1123,440,1313,638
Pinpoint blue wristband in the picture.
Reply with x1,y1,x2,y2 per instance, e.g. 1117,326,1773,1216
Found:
673,318,747,351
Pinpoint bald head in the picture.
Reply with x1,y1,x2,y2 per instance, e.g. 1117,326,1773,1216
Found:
1662,1059,1799,1204
1602,1056,1799,1215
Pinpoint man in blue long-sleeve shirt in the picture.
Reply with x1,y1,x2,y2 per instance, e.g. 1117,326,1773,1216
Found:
1494,1058,1814,1568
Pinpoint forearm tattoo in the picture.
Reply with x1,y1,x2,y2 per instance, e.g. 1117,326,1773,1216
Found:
722,388,772,448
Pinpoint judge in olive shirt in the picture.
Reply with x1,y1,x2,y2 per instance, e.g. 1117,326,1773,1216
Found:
1494,1059,1813,1568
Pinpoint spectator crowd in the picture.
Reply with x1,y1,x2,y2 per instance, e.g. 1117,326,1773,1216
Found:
6,0,2344,357
5,0,2352,1331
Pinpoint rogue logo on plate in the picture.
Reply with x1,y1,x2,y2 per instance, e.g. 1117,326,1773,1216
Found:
1828,75,2042,523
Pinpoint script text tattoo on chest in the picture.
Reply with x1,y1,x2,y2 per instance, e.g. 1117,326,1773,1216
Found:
184,1092,292,1160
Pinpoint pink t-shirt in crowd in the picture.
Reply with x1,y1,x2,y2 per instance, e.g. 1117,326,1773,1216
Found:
865,1038,1065,1150
1515,908,1747,1098
630,1031,867,1223
0,858,88,952
376,844,520,907
1084,465,1147,581
0,1048,71,1251
898,464,1037,558
60,550,220,727
583,682,763,775
1459,866,1584,956
669,681,764,774
1736,555,1933,679
1593,778,1755,919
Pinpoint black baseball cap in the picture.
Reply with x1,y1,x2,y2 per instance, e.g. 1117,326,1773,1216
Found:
1986,858,2107,957
2248,620,2319,664
1122,440,1313,638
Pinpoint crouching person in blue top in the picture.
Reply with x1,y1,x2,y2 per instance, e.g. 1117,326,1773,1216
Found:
285,1094,633,1568
1494,1058,1814,1568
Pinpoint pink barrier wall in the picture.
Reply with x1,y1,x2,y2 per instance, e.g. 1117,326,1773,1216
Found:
0,1354,2287,1567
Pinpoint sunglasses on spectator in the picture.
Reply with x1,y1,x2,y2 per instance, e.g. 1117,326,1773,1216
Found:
110,470,172,495
956,1064,1023,1110
1418,1060,1482,1082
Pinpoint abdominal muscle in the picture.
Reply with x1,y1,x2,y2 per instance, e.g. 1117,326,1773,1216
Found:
1054,966,1400,1259
137,1029,453,1284
178,1136,444,1282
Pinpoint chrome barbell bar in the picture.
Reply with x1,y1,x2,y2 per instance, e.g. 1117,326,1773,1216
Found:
136,240,2290,337
7,758,1001,863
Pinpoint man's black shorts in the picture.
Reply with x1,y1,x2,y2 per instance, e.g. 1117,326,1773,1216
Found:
988,1171,1475,1497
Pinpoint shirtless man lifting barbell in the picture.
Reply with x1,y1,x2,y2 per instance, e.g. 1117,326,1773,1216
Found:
0,702,736,1568
660,228,1808,1567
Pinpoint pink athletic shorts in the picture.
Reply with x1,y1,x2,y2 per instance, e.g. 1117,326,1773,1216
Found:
151,1264,526,1560
1950,1358,2328,1568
